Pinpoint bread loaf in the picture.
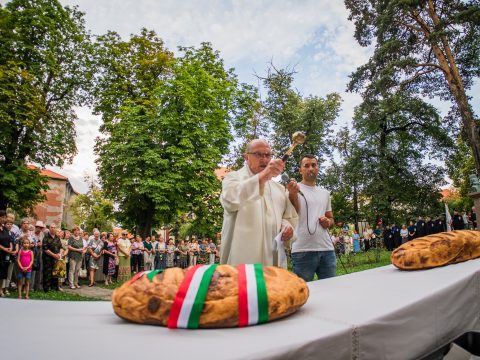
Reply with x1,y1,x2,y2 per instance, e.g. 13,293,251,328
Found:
391,230,480,270
112,264,309,328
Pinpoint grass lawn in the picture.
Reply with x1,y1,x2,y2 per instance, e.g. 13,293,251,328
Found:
3,288,100,301
336,249,392,276
3,249,393,301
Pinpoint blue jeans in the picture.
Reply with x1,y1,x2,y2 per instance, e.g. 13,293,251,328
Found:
291,251,336,282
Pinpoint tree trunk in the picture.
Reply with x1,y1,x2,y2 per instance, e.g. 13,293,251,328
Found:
353,182,359,232
136,199,155,239
449,85,480,176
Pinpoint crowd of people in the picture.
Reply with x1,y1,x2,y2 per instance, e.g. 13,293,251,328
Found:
0,210,219,298
332,209,477,255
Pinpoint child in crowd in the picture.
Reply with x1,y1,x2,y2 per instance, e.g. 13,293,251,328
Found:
17,237,34,299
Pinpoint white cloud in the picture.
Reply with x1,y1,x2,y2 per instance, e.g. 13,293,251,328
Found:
52,0,372,192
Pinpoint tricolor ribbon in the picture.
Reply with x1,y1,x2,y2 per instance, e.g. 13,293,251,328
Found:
129,269,163,284
167,264,218,329
237,264,268,326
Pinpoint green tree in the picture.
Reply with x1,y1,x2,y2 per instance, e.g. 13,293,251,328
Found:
0,0,94,211
94,36,257,237
352,93,454,224
445,135,475,210
324,127,365,230
262,66,342,177
345,0,480,174
69,177,115,232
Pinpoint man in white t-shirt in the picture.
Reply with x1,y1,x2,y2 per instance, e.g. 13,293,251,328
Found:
287,154,336,281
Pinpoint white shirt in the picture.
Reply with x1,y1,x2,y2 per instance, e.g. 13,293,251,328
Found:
292,183,333,253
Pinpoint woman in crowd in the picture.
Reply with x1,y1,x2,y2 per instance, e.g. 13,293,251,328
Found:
362,225,373,251
58,229,69,289
400,224,409,244
87,231,103,287
166,239,176,268
153,235,166,270
102,233,117,285
67,226,85,289
0,211,12,297
177,240,189,268
116,231,131,283
130,235,144,274
143,236,154,271
16,236,33,299
352,230,361,253
101,232,109,280
189,239,199,266
42,223,62,292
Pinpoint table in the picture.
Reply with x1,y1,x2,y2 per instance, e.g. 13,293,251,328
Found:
2,259,479,360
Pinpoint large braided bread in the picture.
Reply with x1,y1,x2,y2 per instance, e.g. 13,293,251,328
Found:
112,264,309,328
391,230,480,270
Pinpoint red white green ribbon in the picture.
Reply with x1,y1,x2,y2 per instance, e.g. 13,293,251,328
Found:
237,264,268,326
129,269,163,284
168,264,218,329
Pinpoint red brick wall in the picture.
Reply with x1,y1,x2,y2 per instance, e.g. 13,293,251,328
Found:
33,178,66,226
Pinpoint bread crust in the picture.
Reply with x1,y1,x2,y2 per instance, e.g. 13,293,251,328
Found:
112,265,309,328
391,230,480,270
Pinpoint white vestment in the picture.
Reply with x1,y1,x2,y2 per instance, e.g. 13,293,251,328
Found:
220,165,298,267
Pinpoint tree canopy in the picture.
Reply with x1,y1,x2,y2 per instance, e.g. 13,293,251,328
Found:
0,0,94,212
345,0,480,174
261,66,342,178
94,34,257,237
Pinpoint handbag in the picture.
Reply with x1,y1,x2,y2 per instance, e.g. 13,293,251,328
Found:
78,257,87,278
52,258,66,278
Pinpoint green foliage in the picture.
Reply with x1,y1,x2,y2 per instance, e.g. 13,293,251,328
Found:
445,135,475,210
69,177,115,232
349,93,454,223
94,34,257,237
0,0,94,211
325,91,454,226
262,66,342,177
0,163,48,216
345,0,480,172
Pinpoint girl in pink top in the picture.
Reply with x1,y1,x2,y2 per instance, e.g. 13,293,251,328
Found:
17,237,34,299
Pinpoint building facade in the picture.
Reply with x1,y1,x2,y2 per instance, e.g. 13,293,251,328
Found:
29,166,78,229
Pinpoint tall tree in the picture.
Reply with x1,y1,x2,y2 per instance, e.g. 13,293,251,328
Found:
324,127,365,230
352,93,453,223
262,66,342,177
94,36,257,237
0,0,94,211
345,0,480,173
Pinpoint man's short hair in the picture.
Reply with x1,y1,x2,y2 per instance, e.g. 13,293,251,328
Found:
299,154,318,166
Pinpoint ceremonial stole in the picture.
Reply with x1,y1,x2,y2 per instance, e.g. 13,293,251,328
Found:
167,264,218,329
237,264,268,326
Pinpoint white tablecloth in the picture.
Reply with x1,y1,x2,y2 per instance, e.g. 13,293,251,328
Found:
1,259,479,360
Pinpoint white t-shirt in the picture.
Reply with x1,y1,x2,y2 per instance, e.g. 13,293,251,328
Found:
292,183,333,253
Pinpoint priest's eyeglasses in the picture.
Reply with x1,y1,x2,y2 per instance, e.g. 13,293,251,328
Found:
247,152,273,159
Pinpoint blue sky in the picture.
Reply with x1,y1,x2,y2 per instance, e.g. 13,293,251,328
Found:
31,1,476,192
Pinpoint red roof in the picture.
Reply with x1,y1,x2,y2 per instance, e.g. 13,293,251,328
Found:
440,188,458,199
27,165,68,181
215,167,230,180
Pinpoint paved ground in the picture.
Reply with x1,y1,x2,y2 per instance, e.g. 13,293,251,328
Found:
64,285,113,301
